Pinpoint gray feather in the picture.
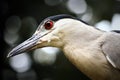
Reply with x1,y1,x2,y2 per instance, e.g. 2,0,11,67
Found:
102,32,120,69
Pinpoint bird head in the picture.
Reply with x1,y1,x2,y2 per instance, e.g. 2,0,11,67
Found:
7,14,84,58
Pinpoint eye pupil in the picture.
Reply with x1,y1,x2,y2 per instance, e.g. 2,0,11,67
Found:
44,21,53,30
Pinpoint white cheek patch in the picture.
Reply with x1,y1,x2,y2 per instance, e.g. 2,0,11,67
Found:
37,32,60,44
36,19,76,44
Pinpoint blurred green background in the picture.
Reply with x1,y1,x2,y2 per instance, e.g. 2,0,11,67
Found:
1,0,120,80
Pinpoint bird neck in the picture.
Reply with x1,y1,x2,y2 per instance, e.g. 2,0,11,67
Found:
61,24,108,79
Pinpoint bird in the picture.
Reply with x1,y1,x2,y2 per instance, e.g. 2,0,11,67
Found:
7,14,120,80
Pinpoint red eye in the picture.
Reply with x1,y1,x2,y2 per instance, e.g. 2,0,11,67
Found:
44,20,53,30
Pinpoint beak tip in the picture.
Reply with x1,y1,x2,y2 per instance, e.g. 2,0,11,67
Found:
7,50,16,58
7,52,13,58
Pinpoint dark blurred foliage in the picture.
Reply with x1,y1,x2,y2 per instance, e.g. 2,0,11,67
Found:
1,0,120,80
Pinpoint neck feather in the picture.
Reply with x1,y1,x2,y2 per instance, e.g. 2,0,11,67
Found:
60,22,111,79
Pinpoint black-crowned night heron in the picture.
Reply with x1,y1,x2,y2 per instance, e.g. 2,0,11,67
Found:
7,14,120,80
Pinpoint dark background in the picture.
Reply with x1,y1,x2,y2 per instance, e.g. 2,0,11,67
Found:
1,0,120,80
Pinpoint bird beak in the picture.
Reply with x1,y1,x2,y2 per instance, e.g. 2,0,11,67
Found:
7,33,47,58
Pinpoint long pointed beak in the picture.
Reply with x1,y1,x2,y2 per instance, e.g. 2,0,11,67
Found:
7,34,42,58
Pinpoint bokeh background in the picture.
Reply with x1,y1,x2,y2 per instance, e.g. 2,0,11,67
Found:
1,0,120,80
